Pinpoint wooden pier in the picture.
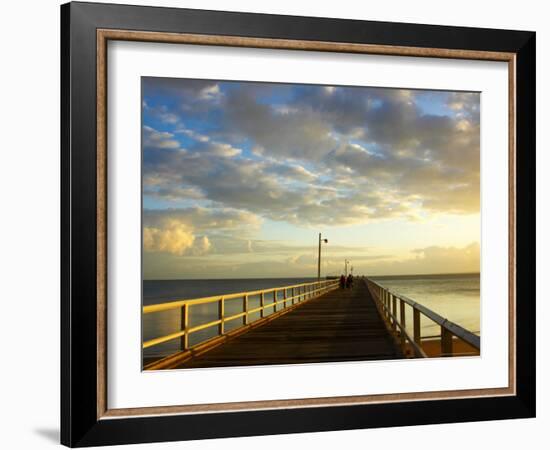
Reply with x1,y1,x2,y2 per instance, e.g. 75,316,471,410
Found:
143,277,480,370
180,281,403,368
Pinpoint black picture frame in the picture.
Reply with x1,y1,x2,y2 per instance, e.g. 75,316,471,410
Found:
61,1,536,447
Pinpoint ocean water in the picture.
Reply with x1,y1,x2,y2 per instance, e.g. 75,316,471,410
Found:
142,274,480,361
370,273,480,339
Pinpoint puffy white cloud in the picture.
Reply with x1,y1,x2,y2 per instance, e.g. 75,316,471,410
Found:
143,207,261,257
144,221,200,256
199,84,222,101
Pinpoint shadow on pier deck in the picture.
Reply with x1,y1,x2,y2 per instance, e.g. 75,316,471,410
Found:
176,282,403,369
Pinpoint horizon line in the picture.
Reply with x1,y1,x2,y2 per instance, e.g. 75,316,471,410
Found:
143,271,480,282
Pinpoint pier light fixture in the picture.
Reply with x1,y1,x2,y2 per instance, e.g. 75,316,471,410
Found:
318,233,328,280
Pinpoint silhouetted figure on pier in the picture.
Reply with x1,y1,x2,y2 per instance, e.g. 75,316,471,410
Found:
339,274,346,289
346,274,354,289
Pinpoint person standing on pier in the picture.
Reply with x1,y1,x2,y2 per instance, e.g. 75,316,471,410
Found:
339,274,346,289
346,273,354,289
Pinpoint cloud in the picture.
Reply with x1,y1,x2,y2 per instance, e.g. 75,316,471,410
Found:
143,185,204,201
144,207,262,232
143,125,181,150
447,92,480,119
199,84,222,101
222,88,338,162
144,221,210,256
141,79,481,278
143,207,262,257
142,80,480,228
174,126,210,142
359,242,480,275
265,162,318,181
142,78,224,115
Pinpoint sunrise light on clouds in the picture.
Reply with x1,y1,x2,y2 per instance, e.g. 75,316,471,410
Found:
142,78,480,279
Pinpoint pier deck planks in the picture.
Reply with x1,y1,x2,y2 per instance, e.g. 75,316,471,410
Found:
177,281,403,368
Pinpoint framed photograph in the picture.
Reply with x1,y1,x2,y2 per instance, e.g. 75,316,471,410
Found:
61,1,536,447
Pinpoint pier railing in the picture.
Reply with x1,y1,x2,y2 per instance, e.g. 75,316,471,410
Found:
143,279,339,365
364,278,480,358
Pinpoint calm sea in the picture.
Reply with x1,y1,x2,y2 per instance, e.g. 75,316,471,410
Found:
370,273,480,339
142,274,480,360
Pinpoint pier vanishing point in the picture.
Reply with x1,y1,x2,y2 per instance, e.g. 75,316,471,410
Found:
143,277,480,370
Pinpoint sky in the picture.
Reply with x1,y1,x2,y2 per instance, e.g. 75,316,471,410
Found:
142,77,480,279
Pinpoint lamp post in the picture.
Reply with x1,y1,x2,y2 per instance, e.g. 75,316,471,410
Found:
344,259,350,277
317,233,328,280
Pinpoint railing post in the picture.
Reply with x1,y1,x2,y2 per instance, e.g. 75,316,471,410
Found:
399,299,406,350
441,326,453,356
180,303,189,351
260,292,265,318
413,307,421,346
292,287,295,305
218,297,225,335
392,294,397,332
386,291,390,321
273,290,277,313
243,294,249,325
283,288,287,308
